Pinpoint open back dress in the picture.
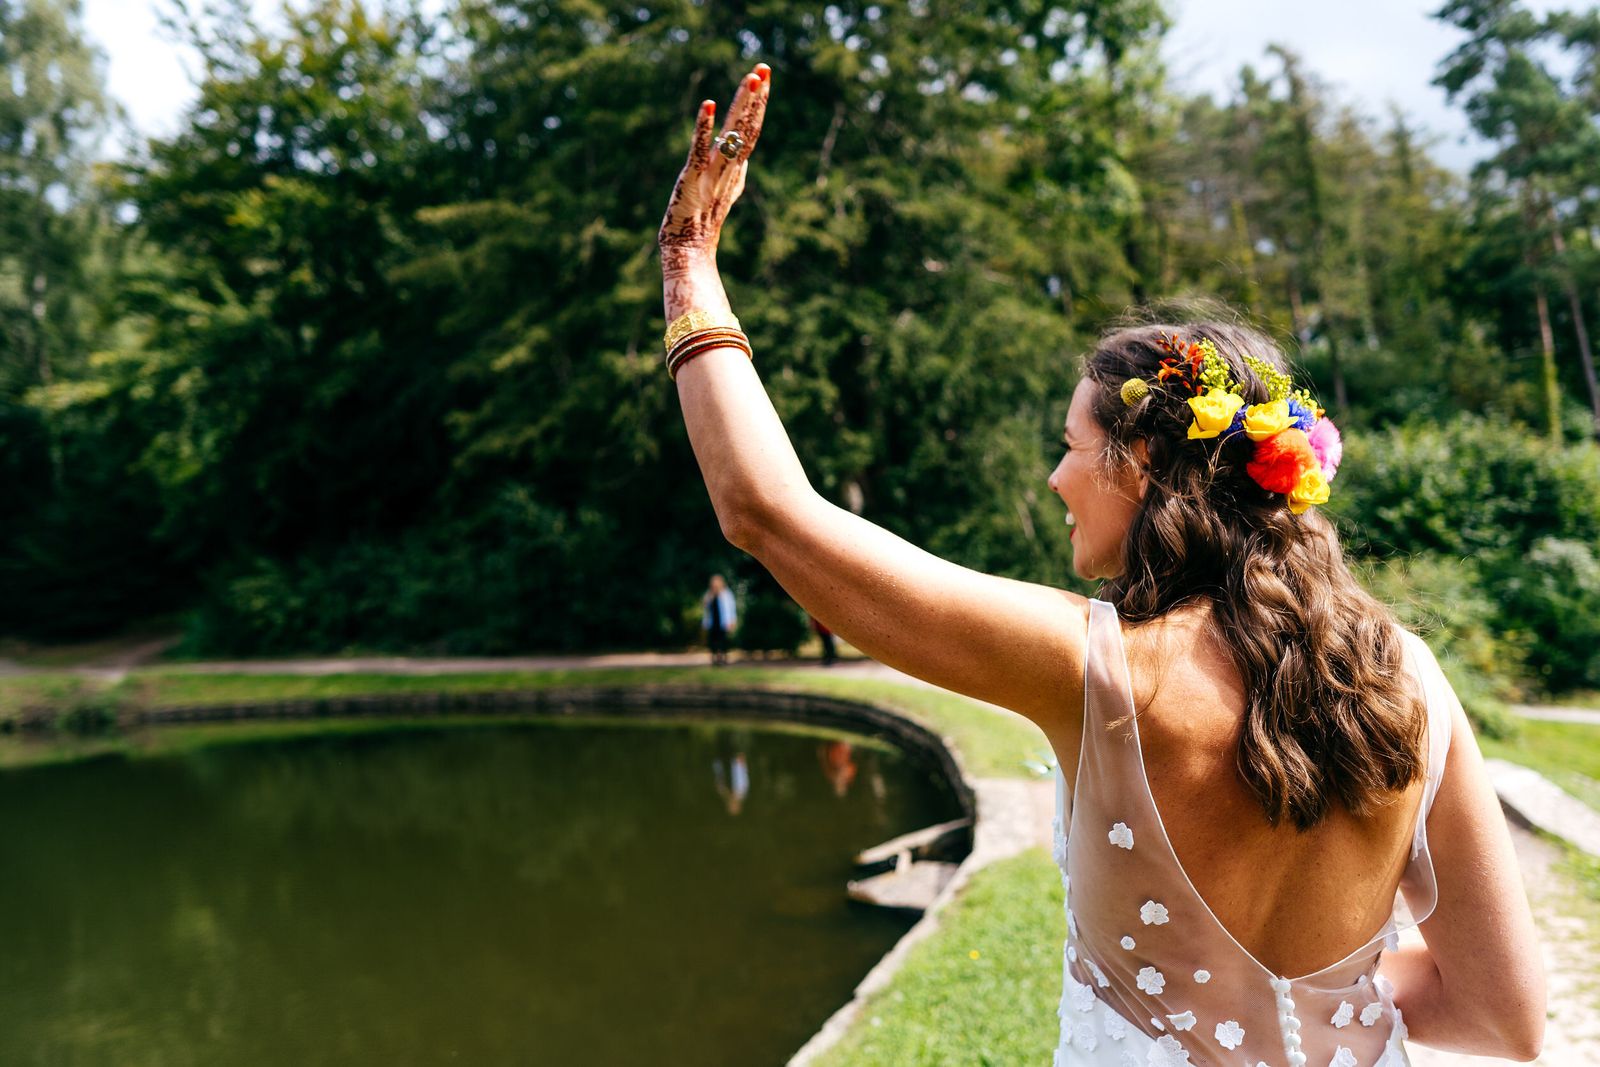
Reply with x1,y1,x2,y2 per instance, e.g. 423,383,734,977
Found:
1051,599,1454,1067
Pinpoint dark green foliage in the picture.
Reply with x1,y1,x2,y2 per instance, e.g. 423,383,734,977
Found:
1336,416,1600,693
1355,554,1525,736
736,574,810,655
3,0,1600,706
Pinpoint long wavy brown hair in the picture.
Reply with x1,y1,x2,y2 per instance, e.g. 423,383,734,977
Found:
1082,307,1425,830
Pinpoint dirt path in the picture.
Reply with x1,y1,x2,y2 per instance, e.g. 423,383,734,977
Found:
1403,824,1600,1066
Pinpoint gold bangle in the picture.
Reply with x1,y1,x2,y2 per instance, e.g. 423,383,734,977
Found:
664,309,742,353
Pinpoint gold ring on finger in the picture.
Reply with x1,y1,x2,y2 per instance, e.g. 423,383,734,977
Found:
713,130,744,160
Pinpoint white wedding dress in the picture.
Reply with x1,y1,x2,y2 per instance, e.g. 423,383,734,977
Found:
1051,599,1454,1067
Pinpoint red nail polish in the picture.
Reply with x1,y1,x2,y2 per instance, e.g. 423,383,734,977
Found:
756,64,770,82
703,100,715,116
746,74,761,91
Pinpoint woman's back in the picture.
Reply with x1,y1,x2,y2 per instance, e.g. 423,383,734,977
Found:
1113,601,1429,977
1050,599,1450,1066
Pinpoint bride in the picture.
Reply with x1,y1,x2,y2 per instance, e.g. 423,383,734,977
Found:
656,63,1545,1065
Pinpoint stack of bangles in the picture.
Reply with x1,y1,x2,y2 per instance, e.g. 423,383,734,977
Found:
663,310,752,380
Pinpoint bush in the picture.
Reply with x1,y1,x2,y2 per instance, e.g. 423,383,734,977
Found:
1356,554,1525,737
183,485,708,656
1336,417,1600,697
1332,415,1600,560
736,578,809,656
1499,538,1600,691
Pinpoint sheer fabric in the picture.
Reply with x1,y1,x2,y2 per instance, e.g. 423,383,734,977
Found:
1052,599,1454,1067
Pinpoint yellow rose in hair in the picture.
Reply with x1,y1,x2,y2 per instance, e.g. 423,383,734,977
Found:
1243,399,1294,442
1186,388,1245,440
1287,466,1330,514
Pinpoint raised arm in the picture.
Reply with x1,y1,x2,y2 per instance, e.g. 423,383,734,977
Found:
657,65,1087,730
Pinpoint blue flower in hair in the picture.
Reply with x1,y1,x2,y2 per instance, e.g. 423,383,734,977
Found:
1225,406,1248,438
1287,397,1317,432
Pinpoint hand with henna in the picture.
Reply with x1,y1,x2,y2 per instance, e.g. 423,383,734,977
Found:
658,62,770,283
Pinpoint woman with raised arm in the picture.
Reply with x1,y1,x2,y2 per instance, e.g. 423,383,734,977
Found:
658,64,1545,1066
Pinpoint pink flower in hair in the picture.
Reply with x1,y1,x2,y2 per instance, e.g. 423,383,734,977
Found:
1307,416,1343,481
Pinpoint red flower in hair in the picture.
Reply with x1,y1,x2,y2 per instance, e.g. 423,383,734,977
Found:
1245,428,1318,494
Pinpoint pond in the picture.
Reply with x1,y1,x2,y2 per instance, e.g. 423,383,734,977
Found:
0,714,965,1065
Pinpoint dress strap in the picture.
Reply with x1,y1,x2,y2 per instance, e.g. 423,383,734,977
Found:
1083,598,1136,738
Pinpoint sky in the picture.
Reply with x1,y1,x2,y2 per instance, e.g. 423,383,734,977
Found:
80,0,1573,172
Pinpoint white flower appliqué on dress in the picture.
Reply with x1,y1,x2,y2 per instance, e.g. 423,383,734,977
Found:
1149,1033,1192,1066
1108,821,1135,849
1139,900,1170,926
1215,1019,1245,1050
1166,1011,1196,1031
1360,1002,1384,1027
1070,979,1097,1013
1192,969,1210,984
1136,966,1166,995
1331,1000,1354,1028
1121,935,1136,950
1068,1016,1099,1052
1329,1047,1358,1067
1102,1005,1128,1040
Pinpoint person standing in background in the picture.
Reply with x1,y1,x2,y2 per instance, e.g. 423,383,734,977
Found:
810,614,837,666
702,574,737,665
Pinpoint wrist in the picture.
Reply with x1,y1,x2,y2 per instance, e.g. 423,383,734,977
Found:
659,243,718,278
661,246,731,319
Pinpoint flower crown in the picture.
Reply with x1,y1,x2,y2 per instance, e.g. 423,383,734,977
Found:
1118,334,1342,515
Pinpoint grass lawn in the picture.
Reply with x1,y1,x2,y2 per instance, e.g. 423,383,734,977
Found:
1481,718,1600,816
0,665,1050,779
816,849,1063,1067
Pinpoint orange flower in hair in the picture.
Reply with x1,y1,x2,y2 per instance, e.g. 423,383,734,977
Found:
1245,428,1318,494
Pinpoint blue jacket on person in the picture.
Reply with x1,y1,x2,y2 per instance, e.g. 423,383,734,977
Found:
702,589,737,631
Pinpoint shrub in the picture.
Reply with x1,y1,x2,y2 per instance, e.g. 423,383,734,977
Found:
1356,554,1525,738
736,579,809,656
1499,538,1600,691
1336,417,1600,697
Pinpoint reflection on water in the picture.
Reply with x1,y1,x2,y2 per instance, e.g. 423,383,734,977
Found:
0,716,961,1066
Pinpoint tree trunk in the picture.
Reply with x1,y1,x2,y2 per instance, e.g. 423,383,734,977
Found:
1534,286,1563,445
1229,197,1260,315
1287,281,1311,351
31,270,50,385
1548,222,1600,441
1325,329,1350,416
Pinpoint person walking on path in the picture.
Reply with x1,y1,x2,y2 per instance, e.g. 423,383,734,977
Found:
658,62,1543,1064
701,574,737,666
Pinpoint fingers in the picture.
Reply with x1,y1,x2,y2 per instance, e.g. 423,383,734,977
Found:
733,64,771,162
689,99,716,173
717,64,770,165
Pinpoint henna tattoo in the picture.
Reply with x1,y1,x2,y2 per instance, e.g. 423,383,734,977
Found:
657,66,770,265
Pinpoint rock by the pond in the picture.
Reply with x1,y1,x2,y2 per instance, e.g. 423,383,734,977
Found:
847,861,960,911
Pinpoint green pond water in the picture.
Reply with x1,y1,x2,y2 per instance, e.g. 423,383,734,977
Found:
0,715,964,1065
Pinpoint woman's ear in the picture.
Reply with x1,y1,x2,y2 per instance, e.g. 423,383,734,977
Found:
1131,439,1151,496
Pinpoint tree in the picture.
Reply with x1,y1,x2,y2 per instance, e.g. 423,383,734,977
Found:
1437,0,1600,442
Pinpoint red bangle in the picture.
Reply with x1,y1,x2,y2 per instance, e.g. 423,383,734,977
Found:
667,329,753,379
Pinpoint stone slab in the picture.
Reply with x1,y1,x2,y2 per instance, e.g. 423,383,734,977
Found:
1485,758,1600,858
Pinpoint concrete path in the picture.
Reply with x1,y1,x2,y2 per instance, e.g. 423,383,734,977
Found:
1514,704,1600,727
